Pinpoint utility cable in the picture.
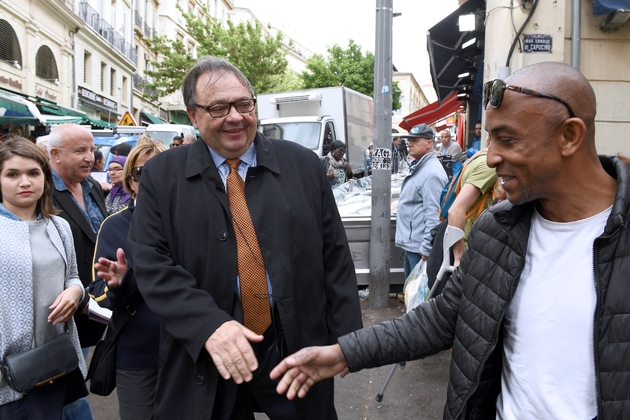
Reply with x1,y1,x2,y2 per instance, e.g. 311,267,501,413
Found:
505,0,539,67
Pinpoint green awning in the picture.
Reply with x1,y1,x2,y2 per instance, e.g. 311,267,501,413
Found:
40,105,65,116
141,111,165,124
168,109,192,125
83,116,116,129
0,91,44,125
43,115,84,124
56,104,86,118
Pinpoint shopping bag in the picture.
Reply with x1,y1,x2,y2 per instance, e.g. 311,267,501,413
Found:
403,259,429,311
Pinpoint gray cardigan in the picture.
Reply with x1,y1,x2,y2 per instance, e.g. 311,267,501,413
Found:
0,206,86,405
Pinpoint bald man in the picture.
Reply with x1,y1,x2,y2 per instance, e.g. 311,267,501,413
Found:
438,130,465,163
271,62,630,419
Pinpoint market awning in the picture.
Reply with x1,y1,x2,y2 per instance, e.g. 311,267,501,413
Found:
168,109,191,125
398,92,463,132
0,91,45,125
427,0,485,102
56,104,87,118
42,115,84,125
593,0,630,16
39,104,65,116
83,116,116,129
141,111,165,124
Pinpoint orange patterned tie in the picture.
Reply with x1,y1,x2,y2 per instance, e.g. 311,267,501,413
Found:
226,159,271,335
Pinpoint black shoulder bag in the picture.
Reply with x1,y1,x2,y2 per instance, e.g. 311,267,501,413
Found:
1,325,78,394
87,296,144,396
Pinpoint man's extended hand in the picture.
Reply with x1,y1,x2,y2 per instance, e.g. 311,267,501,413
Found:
270,344,349,400
205,320,264,384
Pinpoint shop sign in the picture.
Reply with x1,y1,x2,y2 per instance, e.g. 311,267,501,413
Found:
78,87,117,110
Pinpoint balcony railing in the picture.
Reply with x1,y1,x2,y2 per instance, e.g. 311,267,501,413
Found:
78,2,135,63
133,72,158,97
134,11,143,28
143,22,155,38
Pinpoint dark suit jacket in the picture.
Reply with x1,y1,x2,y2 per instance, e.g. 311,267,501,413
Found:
52,175,108,347
129,134,363,419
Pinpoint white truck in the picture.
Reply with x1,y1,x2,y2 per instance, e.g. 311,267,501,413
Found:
257,86,374,177
146,124,196,148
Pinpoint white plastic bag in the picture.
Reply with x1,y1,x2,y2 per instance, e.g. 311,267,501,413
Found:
403,259,429,311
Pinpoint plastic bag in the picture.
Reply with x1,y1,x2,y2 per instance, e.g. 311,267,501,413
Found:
403,259,429,311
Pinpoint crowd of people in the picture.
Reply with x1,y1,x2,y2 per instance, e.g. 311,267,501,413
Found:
1,58,629,420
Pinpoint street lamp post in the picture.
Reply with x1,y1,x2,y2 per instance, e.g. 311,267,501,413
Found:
369,0,394,309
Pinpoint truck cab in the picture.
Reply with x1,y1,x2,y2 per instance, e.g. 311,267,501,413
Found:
146,124,196,148
257,87,373,178
258,115,337,156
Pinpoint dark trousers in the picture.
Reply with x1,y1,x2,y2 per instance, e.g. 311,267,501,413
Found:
116,367,158,420
0,368,87,420
213,305,297,420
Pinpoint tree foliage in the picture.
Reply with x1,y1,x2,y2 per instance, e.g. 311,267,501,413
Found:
300,40,402,110
145,7,288,99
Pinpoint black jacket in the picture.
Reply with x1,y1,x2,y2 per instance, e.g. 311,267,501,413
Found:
128,134,363,419
88,201,160,368
339,155,630,419
52,175,108,347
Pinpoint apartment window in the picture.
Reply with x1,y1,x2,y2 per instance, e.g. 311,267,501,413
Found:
0,19,22,67
101,62,107,92
83,51,91,83
35,46,59,82
110,68,116,96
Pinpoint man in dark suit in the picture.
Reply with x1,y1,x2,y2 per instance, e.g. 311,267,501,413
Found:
47,123,107,419
48,124,108,347
127,56,362,419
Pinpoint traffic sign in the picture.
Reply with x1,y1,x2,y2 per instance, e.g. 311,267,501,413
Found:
118,111,137,126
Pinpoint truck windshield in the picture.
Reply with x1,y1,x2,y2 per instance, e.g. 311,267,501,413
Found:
146,130,180,148
259,122,321,150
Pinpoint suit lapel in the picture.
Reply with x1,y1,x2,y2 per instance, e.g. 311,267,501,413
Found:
53,188,98,243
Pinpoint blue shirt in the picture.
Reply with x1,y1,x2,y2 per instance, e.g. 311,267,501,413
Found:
52,170,105,234
207,143,273,305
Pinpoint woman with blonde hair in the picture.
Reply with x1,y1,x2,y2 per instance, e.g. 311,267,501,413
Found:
90,138,166,419
0,138,87,419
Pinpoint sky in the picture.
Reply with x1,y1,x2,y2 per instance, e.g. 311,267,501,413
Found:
233,0,460,102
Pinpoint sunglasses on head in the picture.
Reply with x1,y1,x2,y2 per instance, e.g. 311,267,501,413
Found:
130,166,143,182
483,79,576,118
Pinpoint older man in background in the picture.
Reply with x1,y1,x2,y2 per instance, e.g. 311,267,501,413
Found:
395,123,448,277
47,124,107,419
438,130,465,163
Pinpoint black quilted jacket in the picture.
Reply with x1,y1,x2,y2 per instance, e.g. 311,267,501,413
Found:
339,155,630,419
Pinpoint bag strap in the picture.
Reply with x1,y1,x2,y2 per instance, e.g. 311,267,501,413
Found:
455,150,491,220
108,293,145,334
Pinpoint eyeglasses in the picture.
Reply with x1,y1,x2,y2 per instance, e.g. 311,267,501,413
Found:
195,98,257,118
106,168,123,173
130,166,143,182
483,79,575,118
170,143,181,148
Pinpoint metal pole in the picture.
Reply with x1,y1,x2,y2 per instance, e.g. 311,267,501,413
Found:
571,0,581,69
369,0,393,309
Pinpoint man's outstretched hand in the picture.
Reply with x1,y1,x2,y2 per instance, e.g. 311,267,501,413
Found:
270,344,349,400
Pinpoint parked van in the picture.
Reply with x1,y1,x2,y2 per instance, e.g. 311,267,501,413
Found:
146,124,195,148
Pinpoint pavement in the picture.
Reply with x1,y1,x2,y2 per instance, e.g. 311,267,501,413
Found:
88,294,451,419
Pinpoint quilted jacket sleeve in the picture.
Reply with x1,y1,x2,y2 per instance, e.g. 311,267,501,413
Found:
339,266,463,371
